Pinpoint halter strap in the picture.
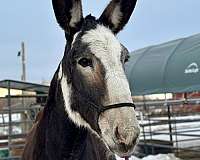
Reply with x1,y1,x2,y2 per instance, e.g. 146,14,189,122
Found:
77,90,135,114
104,103,136,111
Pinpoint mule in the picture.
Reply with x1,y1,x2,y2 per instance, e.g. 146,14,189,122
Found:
22,0,140,159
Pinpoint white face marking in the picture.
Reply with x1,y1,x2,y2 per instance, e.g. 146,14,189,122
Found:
81,25,133,105
111,4,122,28
59,64,88,127
71,31,80,48
69,1,82,27
59,64,99,137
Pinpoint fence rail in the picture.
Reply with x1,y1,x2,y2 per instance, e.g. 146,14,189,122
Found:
135,98,200,159
1,94,200,159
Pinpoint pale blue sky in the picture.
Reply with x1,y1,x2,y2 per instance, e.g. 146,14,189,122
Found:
0,0,200,83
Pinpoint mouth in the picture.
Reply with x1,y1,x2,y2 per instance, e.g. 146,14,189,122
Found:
99,126,140,158
105,136,138,158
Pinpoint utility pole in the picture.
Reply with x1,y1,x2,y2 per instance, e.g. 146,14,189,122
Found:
21,42,26,82
18,42,28,135
18,42,26,81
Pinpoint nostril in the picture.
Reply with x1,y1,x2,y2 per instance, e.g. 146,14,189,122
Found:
114,126,120,140
114,125,140,146
114,126,126,143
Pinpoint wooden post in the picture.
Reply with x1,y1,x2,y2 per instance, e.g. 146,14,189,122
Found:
7,81,12,157
21,42,26,82
20,42,28,133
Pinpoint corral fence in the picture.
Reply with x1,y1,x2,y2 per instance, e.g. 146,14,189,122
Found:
0,80,200,159
134,96,200,160
0,80,48,160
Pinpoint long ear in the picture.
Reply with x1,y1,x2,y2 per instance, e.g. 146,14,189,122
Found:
52,0,83,36
99,0,137,34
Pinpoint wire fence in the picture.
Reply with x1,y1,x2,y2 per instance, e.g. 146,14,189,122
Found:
0,93,46,160
135,97,200,159
0,93,200,159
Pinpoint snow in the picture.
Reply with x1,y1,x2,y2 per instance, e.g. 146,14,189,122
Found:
116,154,181,160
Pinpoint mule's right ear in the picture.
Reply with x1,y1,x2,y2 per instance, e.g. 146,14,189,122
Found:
52,0,83,37
99,0,137,34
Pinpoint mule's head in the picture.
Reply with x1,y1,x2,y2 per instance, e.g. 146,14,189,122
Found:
52,0,140,157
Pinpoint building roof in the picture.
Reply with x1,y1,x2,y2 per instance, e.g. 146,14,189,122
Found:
0,80,49,94
125,33,200,95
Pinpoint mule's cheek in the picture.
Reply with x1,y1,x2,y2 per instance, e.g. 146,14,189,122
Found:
86,63,106,88
77,61,105,88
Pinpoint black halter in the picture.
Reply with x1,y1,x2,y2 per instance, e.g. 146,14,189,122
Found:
85,98,136,114
74,85,136,115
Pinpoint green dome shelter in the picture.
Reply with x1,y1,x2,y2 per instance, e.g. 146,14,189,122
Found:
125,33,200,96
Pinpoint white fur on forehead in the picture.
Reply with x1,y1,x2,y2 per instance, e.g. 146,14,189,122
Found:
81,24,133,105
81,24,122,60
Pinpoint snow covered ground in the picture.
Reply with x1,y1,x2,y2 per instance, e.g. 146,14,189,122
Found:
116,154,181,160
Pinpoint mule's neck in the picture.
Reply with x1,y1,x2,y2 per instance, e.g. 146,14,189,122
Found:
43,69,88,160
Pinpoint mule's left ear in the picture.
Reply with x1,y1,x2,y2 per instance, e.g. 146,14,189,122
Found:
99,0,137,34
52,0,83,37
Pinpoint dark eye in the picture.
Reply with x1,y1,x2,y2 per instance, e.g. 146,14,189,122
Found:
78,58,93,68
